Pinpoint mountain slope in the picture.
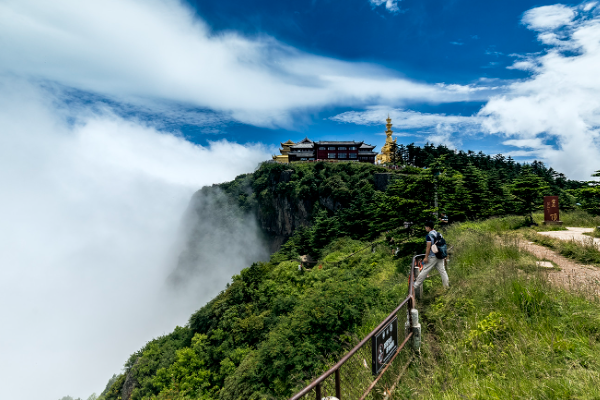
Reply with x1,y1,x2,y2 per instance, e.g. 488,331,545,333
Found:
97,150,595,400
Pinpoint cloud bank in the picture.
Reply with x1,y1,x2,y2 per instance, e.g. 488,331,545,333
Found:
480,2,600,180
330,107,482,148
522,4,576,31
0,78,270,400
0,0,483,128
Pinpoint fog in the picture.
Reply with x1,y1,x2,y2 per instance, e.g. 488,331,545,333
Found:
169,186,270,294
0,79,271,400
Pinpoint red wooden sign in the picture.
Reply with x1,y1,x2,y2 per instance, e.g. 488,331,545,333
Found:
544,196,560,222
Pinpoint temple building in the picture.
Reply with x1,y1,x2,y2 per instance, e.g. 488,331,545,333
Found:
272,138,377,163
376,115,397,164
272,139,295,163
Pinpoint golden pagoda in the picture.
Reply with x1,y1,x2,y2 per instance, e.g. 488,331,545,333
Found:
272,139,295,163
376,115,397,164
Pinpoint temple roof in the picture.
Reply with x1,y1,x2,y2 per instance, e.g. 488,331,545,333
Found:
278,138,377,153
290,143,314,149
289,137,314,149
316,140,363,145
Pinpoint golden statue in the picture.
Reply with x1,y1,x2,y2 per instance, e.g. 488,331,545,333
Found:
376,115,397,164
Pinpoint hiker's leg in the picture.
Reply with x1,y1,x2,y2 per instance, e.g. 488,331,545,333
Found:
414,258,436,289
434,258,450,288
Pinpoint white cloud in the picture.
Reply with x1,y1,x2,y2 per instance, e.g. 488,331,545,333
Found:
370,0,401,13
480,2,600,180
331,107,480,128
0,78,271,400
0,0,477,128
485,49,504,56
507,59,539,71
331,107,481,147
522,4,576,31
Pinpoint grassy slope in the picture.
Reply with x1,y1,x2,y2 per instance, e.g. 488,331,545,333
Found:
397,218,600,399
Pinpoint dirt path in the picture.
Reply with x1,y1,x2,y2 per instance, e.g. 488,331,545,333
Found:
519,229,600,297
537,227,600,247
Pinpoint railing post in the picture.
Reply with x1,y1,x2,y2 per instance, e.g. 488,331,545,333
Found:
410,308,421,352
413,261,422,301
335,369,341,399
316,383,321,400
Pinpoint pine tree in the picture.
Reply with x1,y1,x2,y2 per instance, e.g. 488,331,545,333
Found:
577,170,600,215
509,168,549,223
461,163,491,219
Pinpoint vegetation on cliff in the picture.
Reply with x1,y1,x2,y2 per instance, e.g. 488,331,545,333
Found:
98,146,600,400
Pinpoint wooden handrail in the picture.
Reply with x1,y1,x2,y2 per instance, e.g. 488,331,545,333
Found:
289,253,425,400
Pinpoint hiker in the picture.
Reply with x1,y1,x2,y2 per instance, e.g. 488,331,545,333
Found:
414,221,449,289
439,212,449,225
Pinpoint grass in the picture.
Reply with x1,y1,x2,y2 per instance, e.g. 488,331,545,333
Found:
533,209,600,228
392,222,600,400
584,227,600,239
441,210,598,235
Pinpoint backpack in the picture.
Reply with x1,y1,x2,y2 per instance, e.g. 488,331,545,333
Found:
429,231,448,259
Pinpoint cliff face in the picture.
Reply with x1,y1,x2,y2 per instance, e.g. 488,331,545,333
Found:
169,163,392,286
255,169,348,252
257,193,312,251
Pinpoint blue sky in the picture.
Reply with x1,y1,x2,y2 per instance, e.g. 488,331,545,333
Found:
190,0,539,82
11,0,589,178
179,0,552,150
3,0,599,179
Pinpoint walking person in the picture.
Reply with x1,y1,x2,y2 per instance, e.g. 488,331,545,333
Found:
439,212,449,225
414,221,449,289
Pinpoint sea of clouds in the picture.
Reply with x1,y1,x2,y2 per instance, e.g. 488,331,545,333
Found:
0,79,270,400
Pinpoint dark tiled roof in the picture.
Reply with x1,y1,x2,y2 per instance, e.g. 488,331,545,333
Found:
290,143,314,149
358,151,377,156
360,143,376,149
316,141,363,145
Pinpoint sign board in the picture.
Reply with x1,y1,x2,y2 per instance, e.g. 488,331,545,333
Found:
544,196,560,223
371,316,398,376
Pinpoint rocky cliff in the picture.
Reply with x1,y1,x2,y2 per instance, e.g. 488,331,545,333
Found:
169,163,393,284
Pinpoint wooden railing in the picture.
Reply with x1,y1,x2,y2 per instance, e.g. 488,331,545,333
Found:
289,254,425,400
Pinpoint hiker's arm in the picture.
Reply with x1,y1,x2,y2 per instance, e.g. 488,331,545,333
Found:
424,241,431,262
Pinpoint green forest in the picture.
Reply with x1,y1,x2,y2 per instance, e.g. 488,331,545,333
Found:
96,145,600,400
